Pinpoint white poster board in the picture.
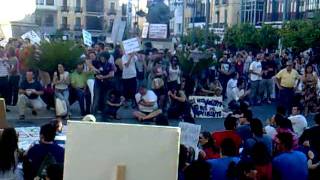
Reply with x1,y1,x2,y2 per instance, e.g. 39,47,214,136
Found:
63,121,180,180
189,96,224,118
111,19,126,43
149,24,167,39
141,23,149,39
179,122,201,151
82,29,92,46
21,30,41,45
122,37,140,54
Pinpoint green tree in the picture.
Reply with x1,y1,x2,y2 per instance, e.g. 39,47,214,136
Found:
223,24,259,50
256,25,279,50
182,28,220,47
26,41,84,74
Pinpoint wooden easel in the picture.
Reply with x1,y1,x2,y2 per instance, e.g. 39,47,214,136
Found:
116,165,126,180
0,98,8,129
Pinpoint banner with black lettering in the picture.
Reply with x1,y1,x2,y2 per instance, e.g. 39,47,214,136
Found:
189,96,224,118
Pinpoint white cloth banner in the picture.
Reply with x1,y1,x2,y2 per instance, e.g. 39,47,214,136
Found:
189,96,224,118
149,24,167,39
122,37,140,54
82,29,92,46
21,30,41,45
141,23,149,39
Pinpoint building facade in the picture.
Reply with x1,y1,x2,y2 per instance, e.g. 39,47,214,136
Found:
240,0,265,25
265,0,320,23
210,0,241,28
169,0,184,35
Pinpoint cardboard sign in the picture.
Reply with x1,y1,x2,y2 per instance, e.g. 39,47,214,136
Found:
21,30,41,45
149,24,167,39
189,96,224,118
122,37,140,54
82,29,92,46
141,23,149,39
63,121,180,180
179,122,201,151
111,19,126,43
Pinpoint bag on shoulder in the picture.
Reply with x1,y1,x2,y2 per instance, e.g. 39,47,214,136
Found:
55,98,67,116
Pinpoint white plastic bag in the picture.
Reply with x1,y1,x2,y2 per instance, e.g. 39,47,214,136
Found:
56,98,67,116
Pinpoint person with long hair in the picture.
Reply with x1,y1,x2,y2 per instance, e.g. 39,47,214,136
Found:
199,132,220,160
301,63,318,115
6,46,20,106
167,55,181,91
0,128,20,179
53,63,70,117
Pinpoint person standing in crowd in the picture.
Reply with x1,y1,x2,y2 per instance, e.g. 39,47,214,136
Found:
199,132,220,160
288,105,308,137
251,142,273,180
135,51,147,90
301,64,318,115
94,42,105,58
133,85,162,121
0,128,21,180
249,54,262,105
272,132,308,180
122,52,138,106
167,56,181,91
17,70,45,120
53,64,70,117
151,58,166,110
276,60,300,114
103,90,125,120
7,46,20,106
84,51,99,105
226,72,238,105
219,53,235,96
261,53,277,104
207,138,240,180
0,47,10,110
23,123,65,180
70,62,91,116
300,113,320,150
92,51,115,114
113,45,124,92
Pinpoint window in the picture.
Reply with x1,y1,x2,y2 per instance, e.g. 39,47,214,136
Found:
35,14,42,26
222,0,228,4
63,0,67,6
86,16,103,30
86,0,103,12
46,0,54,5
62,17,68,25
36,0,44,5
110,2,115,10
76,0,81,7
76,17,81,26
215,0,219,5
45,14,54,26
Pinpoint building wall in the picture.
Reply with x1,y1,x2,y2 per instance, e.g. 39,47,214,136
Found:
211,0,241,27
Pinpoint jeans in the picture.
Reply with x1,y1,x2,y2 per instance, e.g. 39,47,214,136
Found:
8,75,20,105
0,76,9,104
122,77,137,102
55,89,70,114
279,87,294,115
260,78,273,100
75,88,91,116
92,81,110,114
250,80,261,104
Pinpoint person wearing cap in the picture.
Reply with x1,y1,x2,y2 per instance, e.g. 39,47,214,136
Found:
276,60,300,114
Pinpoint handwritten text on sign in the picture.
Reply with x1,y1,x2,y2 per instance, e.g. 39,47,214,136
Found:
122,37,140,54
179,122,201,151
189,96,224,118
82,29,92,46
148,24,167,39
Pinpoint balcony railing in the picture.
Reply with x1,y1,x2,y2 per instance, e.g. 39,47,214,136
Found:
74,25,83,31
75,7,83,13
61,6,69,12
60,24,70,30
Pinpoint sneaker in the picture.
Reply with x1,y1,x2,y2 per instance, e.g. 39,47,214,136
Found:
19,115,25,120
32,110,37,116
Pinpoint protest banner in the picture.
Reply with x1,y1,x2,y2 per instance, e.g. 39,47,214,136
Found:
148,24,167,39
111,18,126,43
21,30,41,45
122,37,140,54
63,121,180,180
141,23,149,39
189,96,224,118
179,122,201,150
82,29,92,46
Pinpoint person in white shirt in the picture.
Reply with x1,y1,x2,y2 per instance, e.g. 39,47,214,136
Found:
122,53,138,105
288,105,308,137
226,72,238,105
228,79,250,110
133,85,162,121
249,54,262,105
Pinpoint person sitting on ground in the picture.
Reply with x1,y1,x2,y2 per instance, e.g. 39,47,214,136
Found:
167,86,189,119
213,114,242,153
288,105,308,137
133,85,162,121
272,132,308,180
103,90,125,120
23,123,64,180
207,138,240,180
17,70,45,120
0,128,22,180
199,132,220,160
276,118,299,149
228,78,250,111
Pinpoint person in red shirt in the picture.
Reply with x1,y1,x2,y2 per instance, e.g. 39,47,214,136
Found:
199,132,220,160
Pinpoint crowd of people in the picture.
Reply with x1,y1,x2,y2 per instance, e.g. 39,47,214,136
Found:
0,37,320,179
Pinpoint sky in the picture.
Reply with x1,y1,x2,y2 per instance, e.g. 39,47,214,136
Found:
0,0,36,23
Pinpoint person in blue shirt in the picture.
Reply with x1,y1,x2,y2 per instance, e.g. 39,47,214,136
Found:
273,132,308,180
207,138,240,180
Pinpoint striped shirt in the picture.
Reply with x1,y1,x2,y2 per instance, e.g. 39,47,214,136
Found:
0,59,9,77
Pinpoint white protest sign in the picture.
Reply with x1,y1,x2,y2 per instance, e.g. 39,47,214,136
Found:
82,29,92,46
63,121,180,180
111,19,126,43
149,24,167,39
179,122,201,150
189,96,224,118
141,23,149,39
122,37,140,54
21,30,41,44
